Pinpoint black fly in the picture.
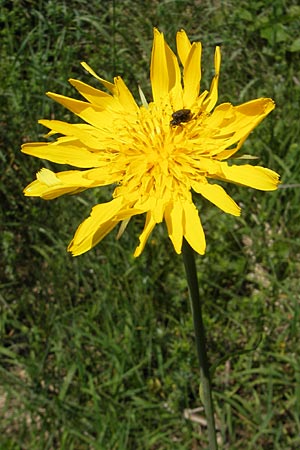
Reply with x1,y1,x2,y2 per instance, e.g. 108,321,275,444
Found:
170,108,192,127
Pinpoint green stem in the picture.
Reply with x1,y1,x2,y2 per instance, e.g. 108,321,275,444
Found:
182,238,218,450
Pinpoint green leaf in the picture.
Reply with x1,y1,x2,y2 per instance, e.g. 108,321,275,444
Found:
289,37,300,53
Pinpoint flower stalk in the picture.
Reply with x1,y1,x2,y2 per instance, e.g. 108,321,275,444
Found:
182,238,218,450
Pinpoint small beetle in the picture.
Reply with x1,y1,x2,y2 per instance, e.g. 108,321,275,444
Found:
170,108,192,126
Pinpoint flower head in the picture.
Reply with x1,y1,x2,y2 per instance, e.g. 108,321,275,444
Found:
22,29,279,257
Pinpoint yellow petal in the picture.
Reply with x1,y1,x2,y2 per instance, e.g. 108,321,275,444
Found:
22,140,104,168
176,29,192,66
183,201,206,255
23,168,106,199
218,163,280,191
114,76,139,112
46,92,115,128
134,211,156,257
38,120,102,149
206,98,275,159
202,46,221,112
116,218,131,240
68,197,124,256
164,201,183,253
236,97,275,117
81,62,116,94
230,98,275,141
193,181,241,216
37,168,60,186
150,28,181,103
69,78,113,108
150,29,169,102
183,42,202,106
24,178,79,200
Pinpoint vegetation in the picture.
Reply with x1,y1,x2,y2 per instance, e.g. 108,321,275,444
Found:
1,0,300,448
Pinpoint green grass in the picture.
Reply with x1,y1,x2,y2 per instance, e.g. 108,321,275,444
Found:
1,0,300,448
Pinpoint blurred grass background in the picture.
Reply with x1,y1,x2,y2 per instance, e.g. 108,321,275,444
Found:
1,0,300,448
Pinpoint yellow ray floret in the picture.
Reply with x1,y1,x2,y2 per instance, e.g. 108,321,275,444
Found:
22,28,280,257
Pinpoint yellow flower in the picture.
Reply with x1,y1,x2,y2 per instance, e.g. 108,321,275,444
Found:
22,29,279,257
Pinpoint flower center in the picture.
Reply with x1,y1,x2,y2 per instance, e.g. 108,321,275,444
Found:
111,103,202,205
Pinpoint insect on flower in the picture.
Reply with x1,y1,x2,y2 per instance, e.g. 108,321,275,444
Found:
170,108,192,126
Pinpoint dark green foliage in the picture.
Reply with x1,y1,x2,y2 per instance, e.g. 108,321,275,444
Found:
1,0,300,448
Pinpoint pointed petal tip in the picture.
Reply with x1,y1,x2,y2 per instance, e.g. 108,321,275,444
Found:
67,238,88,257
67,246,78,257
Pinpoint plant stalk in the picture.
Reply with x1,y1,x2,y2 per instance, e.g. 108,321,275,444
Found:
182,238,218,450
